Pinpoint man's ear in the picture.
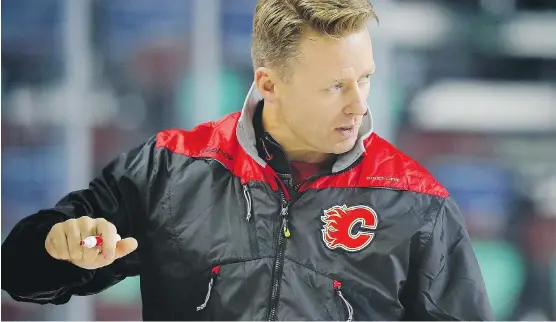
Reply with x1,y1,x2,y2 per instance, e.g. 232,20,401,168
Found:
254,67,279,104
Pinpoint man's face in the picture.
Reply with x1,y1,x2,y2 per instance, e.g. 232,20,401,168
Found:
275,27,375,155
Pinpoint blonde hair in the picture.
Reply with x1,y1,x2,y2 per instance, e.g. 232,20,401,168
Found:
251,0,378,80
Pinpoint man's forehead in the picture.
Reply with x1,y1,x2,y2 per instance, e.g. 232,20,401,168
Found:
298,29,372,57
295,30,374,77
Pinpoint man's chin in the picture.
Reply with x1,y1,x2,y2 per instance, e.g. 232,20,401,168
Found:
330,139,358,155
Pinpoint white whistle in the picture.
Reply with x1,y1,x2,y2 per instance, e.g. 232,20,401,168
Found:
80,234,121,248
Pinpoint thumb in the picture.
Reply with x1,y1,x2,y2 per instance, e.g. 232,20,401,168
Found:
114,237,138,259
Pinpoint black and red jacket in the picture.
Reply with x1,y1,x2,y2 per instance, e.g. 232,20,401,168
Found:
2,84,493,320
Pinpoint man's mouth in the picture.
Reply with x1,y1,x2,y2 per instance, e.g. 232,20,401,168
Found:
337,126,354,131
335,125,357,138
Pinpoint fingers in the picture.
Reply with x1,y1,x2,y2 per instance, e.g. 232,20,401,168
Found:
95,218,118,261
77,217,99,265
79,235,132,270
77,216,97,237
65,219,84,261
82,247,101,266
45,217,98,262
46,223,70,260
45,231,60,259
45,217,136,269
114,237,139,259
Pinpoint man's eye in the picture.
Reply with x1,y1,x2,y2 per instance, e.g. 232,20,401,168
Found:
359,74,372,82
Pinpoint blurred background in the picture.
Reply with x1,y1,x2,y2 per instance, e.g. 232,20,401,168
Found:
2,0,555,320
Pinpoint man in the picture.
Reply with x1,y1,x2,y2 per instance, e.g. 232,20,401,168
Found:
2,0,494,320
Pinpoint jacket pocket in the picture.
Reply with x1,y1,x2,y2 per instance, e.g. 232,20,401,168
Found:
196,265,221,311
334,280,354,322
242,184,260,257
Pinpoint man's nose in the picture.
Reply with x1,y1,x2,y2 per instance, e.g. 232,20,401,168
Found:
345,86,368,116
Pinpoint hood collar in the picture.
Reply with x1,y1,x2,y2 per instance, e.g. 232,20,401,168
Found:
236,82,373,173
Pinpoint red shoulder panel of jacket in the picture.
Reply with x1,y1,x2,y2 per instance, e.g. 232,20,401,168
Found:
300,133,449,198
155,112,279,190
156,116,447,197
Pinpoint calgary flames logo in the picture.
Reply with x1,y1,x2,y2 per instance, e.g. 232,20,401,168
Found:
321,205,378,252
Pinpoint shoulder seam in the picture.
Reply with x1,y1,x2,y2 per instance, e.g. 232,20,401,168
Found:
419,196,447,254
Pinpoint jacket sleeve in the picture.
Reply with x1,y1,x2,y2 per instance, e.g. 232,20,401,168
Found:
409,196,494,321
1,135,158,305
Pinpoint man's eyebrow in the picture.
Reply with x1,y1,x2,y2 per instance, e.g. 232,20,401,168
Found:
330,66,376,84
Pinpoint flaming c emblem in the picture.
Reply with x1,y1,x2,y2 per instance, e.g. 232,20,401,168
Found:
321,205,378,252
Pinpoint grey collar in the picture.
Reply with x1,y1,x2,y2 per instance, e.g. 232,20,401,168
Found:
236,82,373,173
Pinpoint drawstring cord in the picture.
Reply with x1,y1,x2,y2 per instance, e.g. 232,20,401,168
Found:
334,280,354,322
243,185,253,221
196,266,221,311
260,138,274,161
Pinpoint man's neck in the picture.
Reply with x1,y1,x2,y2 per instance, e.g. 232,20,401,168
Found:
261,101,332,164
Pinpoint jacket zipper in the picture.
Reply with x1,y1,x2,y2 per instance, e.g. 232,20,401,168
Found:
261,133,297,320
267,184,290,321
268,156,363,320
262,138,363,320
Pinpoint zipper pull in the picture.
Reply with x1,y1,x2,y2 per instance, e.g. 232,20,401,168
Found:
283,217,291,238
280,201,290,238
280,205,288,217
